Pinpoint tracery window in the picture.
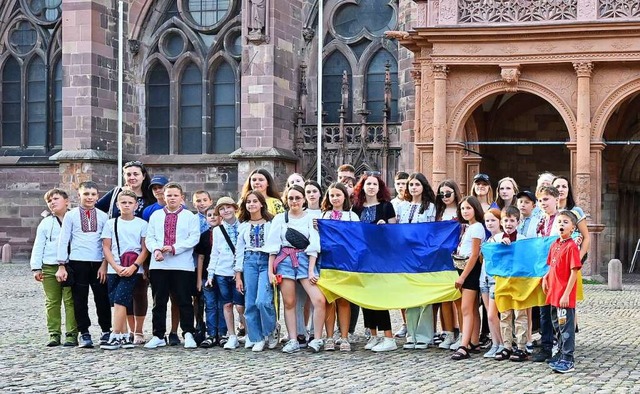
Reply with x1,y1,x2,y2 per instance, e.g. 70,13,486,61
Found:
144,0,240,154
0,2,62,152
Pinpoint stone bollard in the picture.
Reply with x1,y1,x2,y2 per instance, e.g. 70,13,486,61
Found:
1,244,11,263
608,259,622,291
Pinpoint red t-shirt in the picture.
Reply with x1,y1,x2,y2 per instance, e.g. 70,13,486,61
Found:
545,237,582,308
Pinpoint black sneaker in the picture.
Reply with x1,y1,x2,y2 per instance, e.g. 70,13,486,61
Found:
99,332,111,346
121,335,135,349
532,349,552,362
297,334,308,349
168,332,181,346
78,333,94,348
100,337,121,350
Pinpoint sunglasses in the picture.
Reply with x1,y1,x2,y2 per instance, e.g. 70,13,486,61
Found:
438,192,453,199
364,171,381,176
124,160,145,169
287,196,303,201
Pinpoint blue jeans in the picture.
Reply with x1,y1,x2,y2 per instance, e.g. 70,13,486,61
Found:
243,251,276,342
551,306,575,362
215,275,244,306
540,304,554,352
203,283,226,337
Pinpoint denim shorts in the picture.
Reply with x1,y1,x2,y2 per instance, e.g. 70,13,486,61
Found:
275,251,318,281
107,273,138,308
479,263,496,299
215,275,244,306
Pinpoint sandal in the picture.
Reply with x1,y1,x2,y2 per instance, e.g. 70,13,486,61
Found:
200,337,215,348
451,345,471,360
133,333,145,345
469,343,482,353
494,348,512,361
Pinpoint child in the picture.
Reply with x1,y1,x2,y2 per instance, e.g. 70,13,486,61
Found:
390,171,409,216
234,191,277,351
240,169,285,216
206,196,245,350
532,185,560,363
142,175,169,221
31,189,77,347
56,181,111,348
144,182,200,349
516,190,540,239
450,196,486,360
320,182,360,351
196,205,227,348
489,206,529,362
479,208,503,358
192,190,213,234
542,210,582,373
100,190,149,350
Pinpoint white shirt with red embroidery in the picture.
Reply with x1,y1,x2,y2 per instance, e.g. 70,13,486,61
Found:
146,207,200,272
56,207,108,263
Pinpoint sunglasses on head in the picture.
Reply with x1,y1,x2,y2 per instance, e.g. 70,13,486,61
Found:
364,171,381,177
124,160,145,169
438,192,453,199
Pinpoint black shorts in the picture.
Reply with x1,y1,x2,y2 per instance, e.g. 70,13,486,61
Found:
457,261,482,291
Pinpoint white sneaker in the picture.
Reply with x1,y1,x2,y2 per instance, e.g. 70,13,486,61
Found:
184,333,197,349
449,335,463,351
484,344,500,358
414,342,429,350
267,331,279,349
348,332,359,343
403,341,416,350
282,339,300,353
244,339,256,349
364,336,380,350
438,331,455,349
308,338,324,353
144,336,166,349
372,337,397,352
223,335,239,349
252,340,266,352
394,324,407,338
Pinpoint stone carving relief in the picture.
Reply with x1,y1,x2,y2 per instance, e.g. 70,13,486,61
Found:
598,0,640,18
446,70,496,120
458,0,578,23
247,0,268,44
500,64,521,92
439,0,457,24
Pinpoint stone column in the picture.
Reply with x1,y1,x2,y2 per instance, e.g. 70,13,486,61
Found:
432,64,449,186
573,61,593,216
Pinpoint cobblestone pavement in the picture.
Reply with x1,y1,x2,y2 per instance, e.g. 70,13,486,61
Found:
1,263,639,394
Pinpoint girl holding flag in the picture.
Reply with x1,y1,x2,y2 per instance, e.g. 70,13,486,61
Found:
319,182,360,351
396,173,437,350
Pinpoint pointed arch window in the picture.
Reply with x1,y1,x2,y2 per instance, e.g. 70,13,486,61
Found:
323,51,352,123
147,64,171,154
365,50,398,123
27,56,46,147
52,59,63,147
212,61,236,154
2,57,21,147
179,63,203,154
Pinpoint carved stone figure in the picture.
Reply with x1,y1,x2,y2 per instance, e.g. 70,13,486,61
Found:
249,0,266,33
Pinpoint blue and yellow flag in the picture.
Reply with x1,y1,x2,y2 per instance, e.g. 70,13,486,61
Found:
317,220,461,310
482,236,584,312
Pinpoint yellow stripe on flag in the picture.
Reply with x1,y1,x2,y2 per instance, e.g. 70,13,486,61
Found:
317,269,461,310
494,272,584,313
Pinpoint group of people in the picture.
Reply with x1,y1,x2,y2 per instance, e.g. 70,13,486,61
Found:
30,161,585,373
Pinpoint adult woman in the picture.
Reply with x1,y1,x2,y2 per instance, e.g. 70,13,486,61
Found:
96,161,156,219
352,172,397,352
451,196,486,360
552,176,590,261
493,177,519,210
397,173,436,350
265,185,325,353
470,173,493,212
96,160,156,345
240,169,285,216
434,180,462,349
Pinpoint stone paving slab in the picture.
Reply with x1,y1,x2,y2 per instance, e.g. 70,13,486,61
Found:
1,264,639,393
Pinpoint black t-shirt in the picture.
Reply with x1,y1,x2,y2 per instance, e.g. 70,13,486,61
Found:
194,228,214,279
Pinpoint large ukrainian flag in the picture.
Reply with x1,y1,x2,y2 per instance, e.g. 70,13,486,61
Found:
317,220,461,310
482,236,584,312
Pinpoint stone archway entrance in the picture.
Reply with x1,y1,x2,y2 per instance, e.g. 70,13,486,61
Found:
601,92,640,270
461,92,571,193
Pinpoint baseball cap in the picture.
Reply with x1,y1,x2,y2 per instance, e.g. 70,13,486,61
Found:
149,175,169,189
473,173,490,184
516,190,536,203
